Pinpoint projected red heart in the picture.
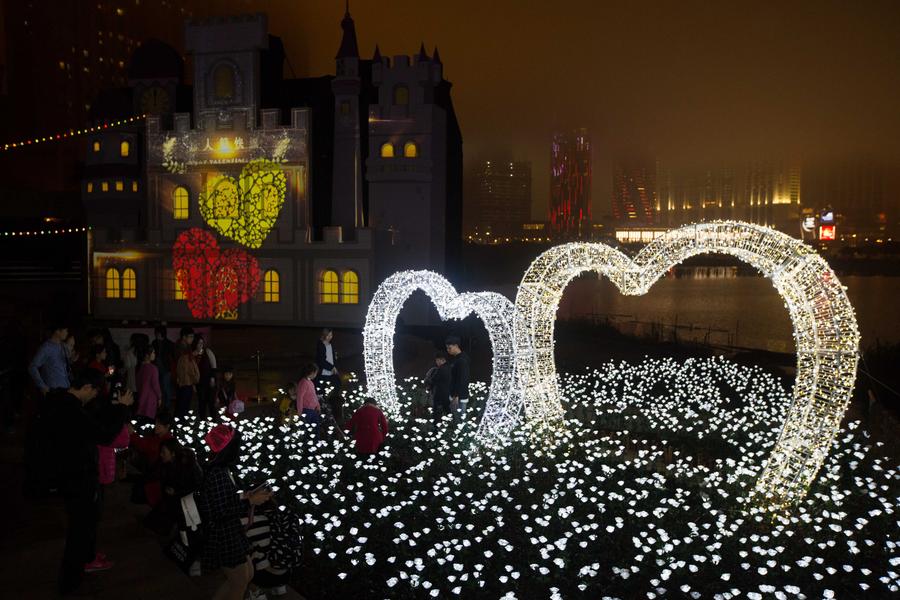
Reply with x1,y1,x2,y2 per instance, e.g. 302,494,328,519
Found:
173,228,261,319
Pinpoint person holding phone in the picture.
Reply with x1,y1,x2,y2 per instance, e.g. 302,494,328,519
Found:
43,369,134,594
199,424,272,600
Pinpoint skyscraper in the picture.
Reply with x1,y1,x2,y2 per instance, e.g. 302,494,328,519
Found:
612,160,656,225
549,128,592,239
470,160,531,238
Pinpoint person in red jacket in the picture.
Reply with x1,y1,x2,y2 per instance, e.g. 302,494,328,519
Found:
347,398,389,455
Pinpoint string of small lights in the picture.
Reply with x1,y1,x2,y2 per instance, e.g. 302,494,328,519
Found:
0,226,91,237
1,115,146,151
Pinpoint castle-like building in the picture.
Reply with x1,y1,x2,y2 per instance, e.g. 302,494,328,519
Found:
83,10,462,327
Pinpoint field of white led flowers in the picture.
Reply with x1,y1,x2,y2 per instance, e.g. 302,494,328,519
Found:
174,356,899,599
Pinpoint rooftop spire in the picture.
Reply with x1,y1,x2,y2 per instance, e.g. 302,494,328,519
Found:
432,46,442,65
336,2,359,59
372,44,382,61
418,42,430,61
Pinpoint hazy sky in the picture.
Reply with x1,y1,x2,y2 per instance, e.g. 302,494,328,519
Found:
209,0,900,218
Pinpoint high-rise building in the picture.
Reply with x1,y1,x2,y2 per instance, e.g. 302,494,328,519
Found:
549,128,592,239
612,160,656,225
2,0,192,138
656,160,801,232
470,160,531,239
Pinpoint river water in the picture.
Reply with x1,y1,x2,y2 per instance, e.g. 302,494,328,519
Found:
499,272,898,353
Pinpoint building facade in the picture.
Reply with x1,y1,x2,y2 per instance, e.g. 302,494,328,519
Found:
468,159,532,240
83,10,462,328
612,159,656,226
549,128,592,239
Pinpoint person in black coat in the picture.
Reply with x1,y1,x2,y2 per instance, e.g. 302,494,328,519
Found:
424,352,452,424
446,336,471,420
42,369,134,594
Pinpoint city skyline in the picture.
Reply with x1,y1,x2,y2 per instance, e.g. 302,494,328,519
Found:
2,1,898,225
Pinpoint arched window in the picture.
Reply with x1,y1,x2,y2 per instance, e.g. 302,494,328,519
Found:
101,181,109,192
105,268,120,298
120,140,130,157
92,140,101,153
211,178,238,218
264,270,280,303
173,186,189,220
341,270,359,304
122,268,137,299
132,181,138,192
380,142,394,158
319,270,339,304
87,182,94,193
115,180,124,192
213,63,235,100
393,84,409,106
403,141,418,158
174,269,186,300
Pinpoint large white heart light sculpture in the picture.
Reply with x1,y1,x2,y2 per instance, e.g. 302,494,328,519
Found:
363,270,523,443
514,221,859,506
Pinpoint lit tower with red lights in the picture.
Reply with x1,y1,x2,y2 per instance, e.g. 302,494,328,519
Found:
549,128,592,239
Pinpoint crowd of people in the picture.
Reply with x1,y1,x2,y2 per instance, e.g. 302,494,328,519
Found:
22,320,470,597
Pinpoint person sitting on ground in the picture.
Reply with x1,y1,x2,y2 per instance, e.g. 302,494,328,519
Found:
135,346,162,423
347,398,389,455
424,352,452,425
295,363,321,426
129,410,174,505
217,366,244,415
43,369,134,594
145,438,202,537
199,424,272,600
241,496,303,598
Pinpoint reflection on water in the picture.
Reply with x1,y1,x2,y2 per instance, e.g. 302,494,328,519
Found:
500,271,896,352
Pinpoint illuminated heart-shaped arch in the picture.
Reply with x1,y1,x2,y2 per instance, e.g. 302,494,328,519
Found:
514,221,859,506
363,270,523,443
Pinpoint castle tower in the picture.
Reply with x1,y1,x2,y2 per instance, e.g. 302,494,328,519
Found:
331,5,365,237
366,44,461,281
185,14,268,123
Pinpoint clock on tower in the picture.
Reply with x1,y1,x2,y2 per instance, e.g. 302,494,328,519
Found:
139,86,170,114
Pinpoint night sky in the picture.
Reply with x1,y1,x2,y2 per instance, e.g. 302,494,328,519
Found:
209,1,900,218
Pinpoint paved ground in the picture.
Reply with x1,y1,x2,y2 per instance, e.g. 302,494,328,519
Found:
0,427,305,599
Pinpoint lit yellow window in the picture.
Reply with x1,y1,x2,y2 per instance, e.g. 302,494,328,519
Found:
173,186,189,220
403,141,417,158
101,181,109,192
380,143,394,158
320,270,339,304
92,140,101,152
264,270,280,303
213,63,235,99
393,85,409,105
115,180,124,192
341,270,359,304
132,181,138,192
122,268,136,299
87,182,94,193
174,269,186,300
120,140,130,157
105,268,120,298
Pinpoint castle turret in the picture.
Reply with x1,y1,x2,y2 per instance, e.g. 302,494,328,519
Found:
331,4,364,237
